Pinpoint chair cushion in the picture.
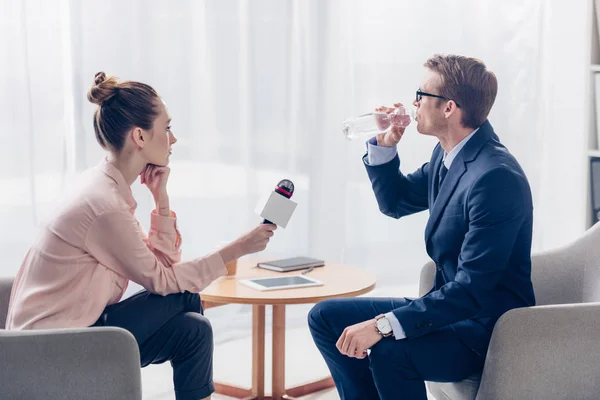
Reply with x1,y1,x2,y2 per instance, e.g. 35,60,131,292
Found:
426,373,481,400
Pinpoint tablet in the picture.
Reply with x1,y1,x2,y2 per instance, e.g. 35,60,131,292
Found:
239,275,323,291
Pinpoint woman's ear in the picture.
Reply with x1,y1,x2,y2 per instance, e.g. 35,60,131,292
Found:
131,127,146,149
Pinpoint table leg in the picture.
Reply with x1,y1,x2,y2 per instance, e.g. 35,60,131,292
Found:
285,376,335,398
213,304,263,399
272,304,286,399
214,302,335,400
252,304,266,399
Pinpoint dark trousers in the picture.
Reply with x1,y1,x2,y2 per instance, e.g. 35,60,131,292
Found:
92,290,214,400
308,298,484,400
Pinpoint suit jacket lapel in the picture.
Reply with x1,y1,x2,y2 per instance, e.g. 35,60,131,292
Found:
424,120,496,244
429,150,444,207
425,153,466,243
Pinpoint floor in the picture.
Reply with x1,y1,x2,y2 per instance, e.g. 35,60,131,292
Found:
141,325,339,399
141,283,422,400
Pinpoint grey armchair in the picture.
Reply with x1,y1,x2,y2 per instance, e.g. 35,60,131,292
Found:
0,278,142,399
422,222,600,400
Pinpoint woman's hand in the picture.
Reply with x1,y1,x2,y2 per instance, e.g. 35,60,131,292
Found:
219,224,277,264
237,224,277,255
141,164,171,215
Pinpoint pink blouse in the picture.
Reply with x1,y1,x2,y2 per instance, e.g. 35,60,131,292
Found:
6,159,226,330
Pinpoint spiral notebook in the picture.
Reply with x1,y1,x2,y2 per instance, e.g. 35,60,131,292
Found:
256,256,325,272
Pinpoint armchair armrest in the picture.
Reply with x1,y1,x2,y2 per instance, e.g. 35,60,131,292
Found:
477,303,600,400
419,260,436,297
0,327,141,400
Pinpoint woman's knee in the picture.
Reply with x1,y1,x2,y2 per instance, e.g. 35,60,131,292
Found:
168,312,214,363
175,312,213,342
189,312,213,335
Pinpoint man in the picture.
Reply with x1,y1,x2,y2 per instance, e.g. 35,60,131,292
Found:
308,54,535,400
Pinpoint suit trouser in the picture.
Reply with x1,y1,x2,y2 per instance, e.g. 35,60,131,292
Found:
92,290,214,400
308,297,484,400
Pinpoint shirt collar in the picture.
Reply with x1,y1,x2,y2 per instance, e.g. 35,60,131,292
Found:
98,158,138,211
442,127,480,169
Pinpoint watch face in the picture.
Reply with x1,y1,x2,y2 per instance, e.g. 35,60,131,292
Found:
377,317,392,334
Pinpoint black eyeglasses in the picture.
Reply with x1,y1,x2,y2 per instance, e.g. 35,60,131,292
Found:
416,89,460,108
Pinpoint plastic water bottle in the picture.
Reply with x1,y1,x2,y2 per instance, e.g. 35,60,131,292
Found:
342,104,415,141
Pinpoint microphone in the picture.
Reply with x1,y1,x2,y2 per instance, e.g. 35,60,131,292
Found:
263,179,294,224
255,179,297,228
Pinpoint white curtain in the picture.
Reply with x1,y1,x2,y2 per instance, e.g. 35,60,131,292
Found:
0,0,590,336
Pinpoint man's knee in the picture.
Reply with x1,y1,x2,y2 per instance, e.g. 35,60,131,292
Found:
308,299,338,332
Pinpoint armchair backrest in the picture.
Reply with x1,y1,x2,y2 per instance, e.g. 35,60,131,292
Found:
419,222,600,306
0,278,14,329
531,222,600,305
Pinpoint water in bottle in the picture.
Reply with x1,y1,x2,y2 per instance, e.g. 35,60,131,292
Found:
342,104,415,141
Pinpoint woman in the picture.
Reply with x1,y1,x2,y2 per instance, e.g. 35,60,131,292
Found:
5,72,277,400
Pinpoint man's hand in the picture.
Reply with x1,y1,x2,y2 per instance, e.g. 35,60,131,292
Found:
336,318,383,359
375,103,406,147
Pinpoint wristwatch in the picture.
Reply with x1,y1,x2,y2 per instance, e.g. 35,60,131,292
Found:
375,315,393,337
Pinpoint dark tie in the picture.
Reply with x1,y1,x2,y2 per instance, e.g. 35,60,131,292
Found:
434,163,448,201
438,163,448,191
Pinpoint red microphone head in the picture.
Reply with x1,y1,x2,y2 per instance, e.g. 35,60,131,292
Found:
275,179,294,199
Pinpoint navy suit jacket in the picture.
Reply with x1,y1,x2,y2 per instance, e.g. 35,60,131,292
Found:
364,120,535,357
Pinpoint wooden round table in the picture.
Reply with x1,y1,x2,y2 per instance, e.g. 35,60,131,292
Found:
201,258,376,400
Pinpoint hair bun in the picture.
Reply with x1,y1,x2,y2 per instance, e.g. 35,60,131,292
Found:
94,71,107,86
87,72,119,105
